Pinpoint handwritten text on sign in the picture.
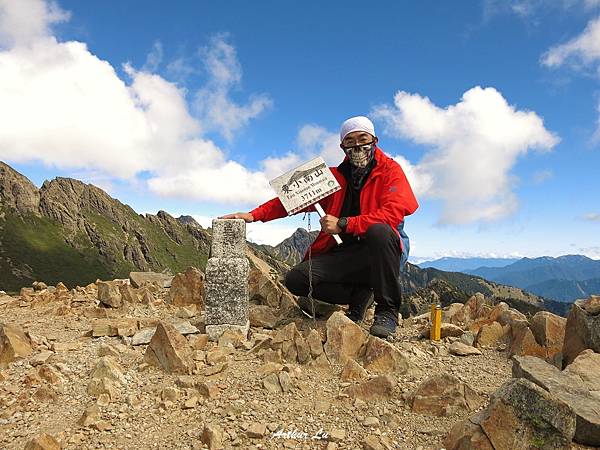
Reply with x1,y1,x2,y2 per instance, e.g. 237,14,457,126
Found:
269,157,341,215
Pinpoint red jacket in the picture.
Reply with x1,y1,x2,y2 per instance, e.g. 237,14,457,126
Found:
250,147,419,260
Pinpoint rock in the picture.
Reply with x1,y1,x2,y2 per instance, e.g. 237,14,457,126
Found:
257,362,284,376
328,428,346,442
444,303,465,323
144,322,194,374
98,343,120,359
30,351,53,367
51,341,82,352
488,302,509,322
262,373,282,393
201,423,224,450
167,266,205,306
324,311,368,364
340,359,368,382
363,416,380,427
449,341,482,356
91,318,139,337
189,334,209,350
294,331,311,364
421,323,465,339
306,329,324,357
480,378,575,450
78,404,101,427
197,381,219,398
87,377,119,399
459,331,475,347
118,284,139,303
176,305,197,319
410,373,482,417
0,323,33,368
581,294,600,315
361,336,414,374
513,355,600,446
132,328,155,345
129,271,173,288
90,356,125,384
249,304,278,329
278,371,292,393
464,293,491,319
361,435,385,450
563,298,600,367
529,311,566,366
476,322,506,348
161,387,179,402
343,375,396,401
269,322,310,364
246,422,267,438
217,328,247,348
563,349,600,397
444,417,494,450
247,249,291,309
509,325,545,359
24,433,62,450
97,281,122,308
497,308,527,327
183,396,198,409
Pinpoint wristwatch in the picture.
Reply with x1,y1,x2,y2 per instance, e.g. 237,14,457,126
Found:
337,217,348,230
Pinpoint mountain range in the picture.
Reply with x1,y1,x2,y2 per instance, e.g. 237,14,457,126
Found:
464,255,600,302
417,257,520,272
0,160,569,316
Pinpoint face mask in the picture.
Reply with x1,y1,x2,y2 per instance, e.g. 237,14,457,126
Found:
346,143,375,168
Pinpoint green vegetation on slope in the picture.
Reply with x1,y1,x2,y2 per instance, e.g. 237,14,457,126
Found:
0,210,119,291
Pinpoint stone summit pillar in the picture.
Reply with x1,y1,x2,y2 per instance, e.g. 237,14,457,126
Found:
205,219,250,341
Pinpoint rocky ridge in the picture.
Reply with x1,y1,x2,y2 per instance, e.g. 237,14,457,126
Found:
1,255,598,449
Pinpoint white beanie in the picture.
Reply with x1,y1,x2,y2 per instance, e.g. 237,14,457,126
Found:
339,116,376,142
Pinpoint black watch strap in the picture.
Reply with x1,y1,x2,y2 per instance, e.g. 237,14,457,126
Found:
337,217,348,230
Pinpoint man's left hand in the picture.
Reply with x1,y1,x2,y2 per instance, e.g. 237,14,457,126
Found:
320,214,342,235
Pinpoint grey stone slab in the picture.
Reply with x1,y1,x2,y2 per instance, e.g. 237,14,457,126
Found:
210,219,246,258
205,257,249,327
129,272,173,288
513,355,600,446
206,321,249,342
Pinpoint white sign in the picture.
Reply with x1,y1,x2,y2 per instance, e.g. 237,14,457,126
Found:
269,157,341,215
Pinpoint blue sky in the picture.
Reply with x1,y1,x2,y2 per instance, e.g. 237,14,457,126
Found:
0,0,599,260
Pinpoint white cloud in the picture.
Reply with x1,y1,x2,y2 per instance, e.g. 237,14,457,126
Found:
542,16,600,69
193,34,272,141
258,124,346,182
0,0,69,48
483,0,599,21
0,0,277,206
532,169,553,184
246,221,300,246
582,212,600,222
296,124,343,166
373,86,559,225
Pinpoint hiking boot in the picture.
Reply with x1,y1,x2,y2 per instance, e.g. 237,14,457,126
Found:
369,312,398,338
346,293,374,323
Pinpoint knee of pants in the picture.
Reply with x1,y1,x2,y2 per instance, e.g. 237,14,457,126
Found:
284,268,307,296
365,223,396,246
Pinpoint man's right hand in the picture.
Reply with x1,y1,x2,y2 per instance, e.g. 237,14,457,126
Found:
219,212,254,223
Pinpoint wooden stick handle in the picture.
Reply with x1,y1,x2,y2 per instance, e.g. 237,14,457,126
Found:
314,202,343,245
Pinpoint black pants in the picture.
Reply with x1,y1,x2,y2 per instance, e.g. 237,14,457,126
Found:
284,223,402,318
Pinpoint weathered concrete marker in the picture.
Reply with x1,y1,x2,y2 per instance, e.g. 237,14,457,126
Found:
205,219,249,341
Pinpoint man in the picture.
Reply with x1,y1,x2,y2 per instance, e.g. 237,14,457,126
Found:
222,116,418,337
